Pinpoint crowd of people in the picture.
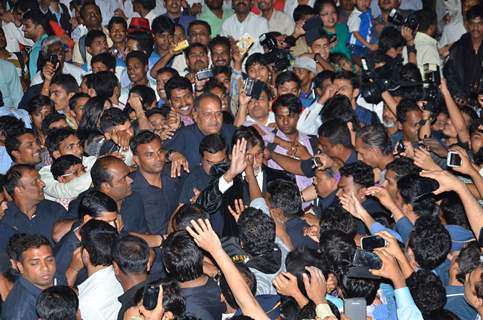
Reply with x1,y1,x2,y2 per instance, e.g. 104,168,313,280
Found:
0,0,481,319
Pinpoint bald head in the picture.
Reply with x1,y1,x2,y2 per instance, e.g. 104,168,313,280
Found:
194,93,223,135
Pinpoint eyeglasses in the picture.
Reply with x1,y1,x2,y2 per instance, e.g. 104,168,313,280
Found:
60,165,86,178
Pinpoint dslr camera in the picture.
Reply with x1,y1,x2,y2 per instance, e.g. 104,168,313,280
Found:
259,33,292,72
388,9,419,32
420,63,442,113
359,58,398,104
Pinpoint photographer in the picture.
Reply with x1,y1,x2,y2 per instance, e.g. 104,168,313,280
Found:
443,4,483,107
402,10,442,77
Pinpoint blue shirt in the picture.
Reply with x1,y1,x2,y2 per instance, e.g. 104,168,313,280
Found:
180,278,226,320
29,34,48,80
164,124,236,168
394,286,424,320
0,146,12,174
2,200,66,243
179,165,212,205
67,190,148,233
0,60,23,108
285,217,318,249
355,104,378,126
53,230,87,285
130,168,182,234
445,285,478,320
2,277,43,320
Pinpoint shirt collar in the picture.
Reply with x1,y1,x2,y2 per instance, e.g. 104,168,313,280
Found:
18,276,44,297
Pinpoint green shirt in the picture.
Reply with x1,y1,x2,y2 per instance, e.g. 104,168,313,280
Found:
325,23,351,60
198,8,233,37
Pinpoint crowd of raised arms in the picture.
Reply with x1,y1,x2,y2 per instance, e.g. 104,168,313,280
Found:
0,0,482,319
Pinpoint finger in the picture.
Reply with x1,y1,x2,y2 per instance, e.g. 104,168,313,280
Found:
202,218,212,232
302,272,310,289
189,219,204,235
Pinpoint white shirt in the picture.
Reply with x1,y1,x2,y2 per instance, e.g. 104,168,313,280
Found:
2,21,34,53
78,266,124,320
266,10,295,35
284,0,315,20
221,12,269,56
399,0,423,11
403,32,442,78
30,62,86,86
40,156,97,201
297,101,323,136
145,9,159,28
95,0,119,26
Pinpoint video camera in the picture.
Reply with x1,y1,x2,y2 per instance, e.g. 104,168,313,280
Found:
259,32,292,72
388,9,419,32
359,57,400,104
420,63,442,113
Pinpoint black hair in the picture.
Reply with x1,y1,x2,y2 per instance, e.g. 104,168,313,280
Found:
11,233,51,262
188,20,211,36
85,29,106,48
318,119,352,148
293,5,316,21
285,247,326,297
386,156,420,180
231,126,264,151
275,70,301,88
342,275,380,305
212,65,232,78
91,71,118,98
126,50,149,67
132,278,186,317
91,53,116,71
78,189,118,219
440,192,470,229
68,92,89,111
466,4,483,21
80,1,101,21
156,66,179,78
22,9,53,35
146,108,170,120
203,78,226,95
51,74,79,94
320,95,357,125
238,207,276,256
161,231,204,282
151,15,175,35
45,127,77,156
408,216,451,270
5,127,35,160
173,204,210,231
36,286,79,320
313,0,336,14
407,269,446,314
416,9,437,33
133,0,156,11
208,35,230,52
424,309,460,320
108,16,127,31
112,235,149,274
77,96,106,140
396,98,420,123
90,156,124,190
456,241,480,282
0,116,26,139
267,179,302,218
41,113,67,136
26,96,54,116
319,230,356,277
165,76,192,100
333,70,359,89
339,160,374,188
313,70,334,92
379,26,405,53
397,174,438,217
127,31,154,56
185,42,208,59
356,124,392,155
4,164,35,196
130,130,161,154
129,85,157,110
219,263,256,309
51,155,82,180
199,134,226,156
319,202,358,237
272,94,302,115
99,107,129,133
80,219,118,266
245,53,268,73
